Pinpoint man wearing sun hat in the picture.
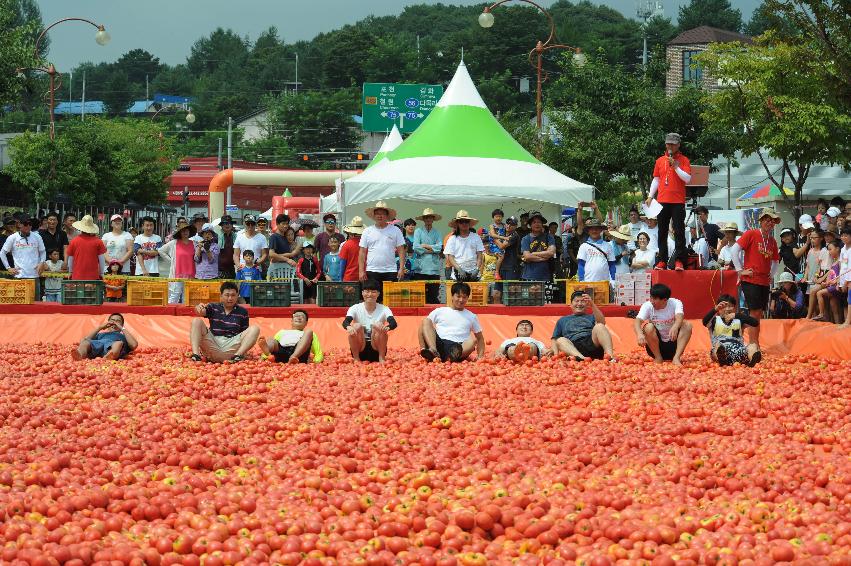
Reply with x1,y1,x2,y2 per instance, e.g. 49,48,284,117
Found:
730,208,781,347
340,216,365,282
412,208,444,304
646,132,691,270
359,201,406,302
445,210,484,282
65,215,107,280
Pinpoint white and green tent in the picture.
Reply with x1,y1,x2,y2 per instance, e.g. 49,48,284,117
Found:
367,125,403,169
343,61,594,225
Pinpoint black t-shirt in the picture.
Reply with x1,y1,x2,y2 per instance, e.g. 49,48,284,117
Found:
779,243,801,274
701,223,721,249
269,232,291,258
501,232,522,271
39,228,69,258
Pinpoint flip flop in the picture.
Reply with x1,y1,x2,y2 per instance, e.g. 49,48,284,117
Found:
748,350,762,367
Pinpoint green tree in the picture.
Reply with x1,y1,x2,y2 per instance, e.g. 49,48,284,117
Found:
187,28,249,77
149,65,194,97
0,0,40,107
316,26,376,88
677,0,742,32
7,119,176,205
263,89,361,166
102,71,135,115
699,39,851,206
115,49,162,86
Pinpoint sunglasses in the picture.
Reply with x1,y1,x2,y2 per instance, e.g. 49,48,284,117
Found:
325,220,336,224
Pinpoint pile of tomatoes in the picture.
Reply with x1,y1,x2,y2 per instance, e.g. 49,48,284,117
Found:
0,344,849,565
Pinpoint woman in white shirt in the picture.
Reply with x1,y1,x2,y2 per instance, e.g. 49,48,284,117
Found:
630,232,656,272
716,223,742,268
804,230,831,318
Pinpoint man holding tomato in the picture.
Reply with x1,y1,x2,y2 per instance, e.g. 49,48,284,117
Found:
551,290,617,361
189,281,261,363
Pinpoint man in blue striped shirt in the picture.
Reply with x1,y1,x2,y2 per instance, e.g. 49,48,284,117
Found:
189,281,260,362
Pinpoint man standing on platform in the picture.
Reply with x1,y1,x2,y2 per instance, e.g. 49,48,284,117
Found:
646,133,691,270
359,201,406,302
730,208,781,347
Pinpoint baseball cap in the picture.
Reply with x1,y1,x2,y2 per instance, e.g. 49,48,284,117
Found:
798,214,813,224
110,214,123,222
192,212,209,221
243,214,257,224
826,206,841,218
800,221,815,230
220,215,233,224
779,228,796,238
505,216,518,225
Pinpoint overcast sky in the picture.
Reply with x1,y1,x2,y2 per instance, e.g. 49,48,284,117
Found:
38,0,760,71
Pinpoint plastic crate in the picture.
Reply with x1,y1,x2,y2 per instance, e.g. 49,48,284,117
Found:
382,281,426,307
0,278,35,304
317,281,361,307
502,281,546,307
444,281,489,306
183,280,223,305
249,282,292,307
61,280,105,305
126,280,169,306
564,280,610,305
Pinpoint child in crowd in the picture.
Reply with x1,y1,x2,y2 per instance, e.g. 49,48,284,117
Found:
194,224,220,280
322,235,344,282
41,248,64,302
814,241,844,323
480,234,500,303
703,294,761,366
296,242,321,304
815,198,829,230
235,249,262,304
103,260,126,303
257,309,320,364
488,209,509,280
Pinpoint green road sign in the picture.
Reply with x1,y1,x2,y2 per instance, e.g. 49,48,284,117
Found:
362,83,444,134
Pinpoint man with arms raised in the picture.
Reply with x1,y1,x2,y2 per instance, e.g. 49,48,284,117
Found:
189,281,261,363
634,283,692,365
419,281,485,362
551,290,617,362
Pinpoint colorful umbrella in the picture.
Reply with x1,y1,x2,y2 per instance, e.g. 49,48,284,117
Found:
737,184,794,201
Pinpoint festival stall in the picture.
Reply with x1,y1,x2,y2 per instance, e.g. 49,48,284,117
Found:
342,62,594,225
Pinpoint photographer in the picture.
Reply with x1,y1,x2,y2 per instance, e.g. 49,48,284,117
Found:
770,272,806,319
194,224,220,280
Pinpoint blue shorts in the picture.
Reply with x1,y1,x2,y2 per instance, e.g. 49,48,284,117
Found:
89,338,128,359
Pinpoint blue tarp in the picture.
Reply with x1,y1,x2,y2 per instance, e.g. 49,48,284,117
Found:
153,93,192,105
54,101,105,115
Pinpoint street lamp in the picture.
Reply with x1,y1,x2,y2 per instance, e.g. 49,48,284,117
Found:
150,105,196,124
17,18,110,141
479,1,585,137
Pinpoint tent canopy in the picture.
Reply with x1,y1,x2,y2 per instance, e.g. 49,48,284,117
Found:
367,125,403,169
343,62,593,224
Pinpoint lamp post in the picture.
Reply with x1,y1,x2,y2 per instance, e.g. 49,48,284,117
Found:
479,1,585,136
17,18,110,140
150,105,196,123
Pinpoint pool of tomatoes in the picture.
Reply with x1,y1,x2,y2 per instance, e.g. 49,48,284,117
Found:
0,344,850,566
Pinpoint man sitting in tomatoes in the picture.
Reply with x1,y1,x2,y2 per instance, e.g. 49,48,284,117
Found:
495,319,550,362
72,313,139,361
419,281,486,362
551,290,617,362
189,281,261,363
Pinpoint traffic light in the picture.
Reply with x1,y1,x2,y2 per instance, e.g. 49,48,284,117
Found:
301,154,309,162
182,187,189,205
357,153,364,161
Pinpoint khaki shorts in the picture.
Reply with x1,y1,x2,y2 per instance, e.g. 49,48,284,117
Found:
201,330,246,362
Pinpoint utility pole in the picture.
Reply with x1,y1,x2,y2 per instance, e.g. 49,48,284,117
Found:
726,158,732,209
69,72,72,106
295,53,299,94
217,138,223,170
226,117,233,207
145,73,149,102
81,70,86,121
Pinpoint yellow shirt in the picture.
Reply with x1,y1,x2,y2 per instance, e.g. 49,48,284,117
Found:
481,252,498,282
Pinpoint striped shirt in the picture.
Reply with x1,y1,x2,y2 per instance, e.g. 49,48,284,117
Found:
205,303,249,337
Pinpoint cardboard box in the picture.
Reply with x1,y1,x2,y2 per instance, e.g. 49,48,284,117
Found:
634,280,651,290
634,289,651,303
616,291,635,305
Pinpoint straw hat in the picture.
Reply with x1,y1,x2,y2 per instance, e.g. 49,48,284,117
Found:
365,200,397,220
172,220,196,239
722,222,742,234
72,215,99,235
758,208,781,222
609,224,634,242
343,216,366,235
448,210,479,228
415,207,442,221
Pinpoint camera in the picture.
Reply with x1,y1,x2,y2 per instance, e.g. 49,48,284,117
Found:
203,240,212,250
770,288,786,301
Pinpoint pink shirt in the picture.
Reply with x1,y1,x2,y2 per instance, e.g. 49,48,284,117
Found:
174,240,196,278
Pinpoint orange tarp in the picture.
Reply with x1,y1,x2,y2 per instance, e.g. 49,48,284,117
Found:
0,314,848,360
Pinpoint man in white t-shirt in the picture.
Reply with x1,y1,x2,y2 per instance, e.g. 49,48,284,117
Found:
343,279,398,363
444,210,485,281
359,201,406,302
838,228,851,329
577,218,615,282
134,216,162,276
634,283,692,365
419,281,486,362
233,214,269,269
102,214,134,274
495,319,549,361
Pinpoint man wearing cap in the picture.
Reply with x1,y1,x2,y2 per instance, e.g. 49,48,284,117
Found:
551,290,617,362
520,212,556,282
233,214,268,271
646,133,692,270
340,217,365,282
730,208,781,346
315,213,345,265
189,213,208,243
359,201,406,302
65,215,107,280
445,211,484,282
38,212,69,262
412,208,443,304
1,218,46,297
577,218,616,282
217,215,237,279
101,214,133,274
778,227,805,276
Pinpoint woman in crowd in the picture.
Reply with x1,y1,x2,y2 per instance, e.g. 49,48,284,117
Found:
804,229,830,319
630,232,656,273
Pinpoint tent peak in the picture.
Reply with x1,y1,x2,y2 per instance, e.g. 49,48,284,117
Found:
436,61,487,110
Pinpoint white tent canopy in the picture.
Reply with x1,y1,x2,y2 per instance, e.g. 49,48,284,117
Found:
343,62,594,225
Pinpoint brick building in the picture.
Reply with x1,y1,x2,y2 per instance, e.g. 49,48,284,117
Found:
665,26,752,96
